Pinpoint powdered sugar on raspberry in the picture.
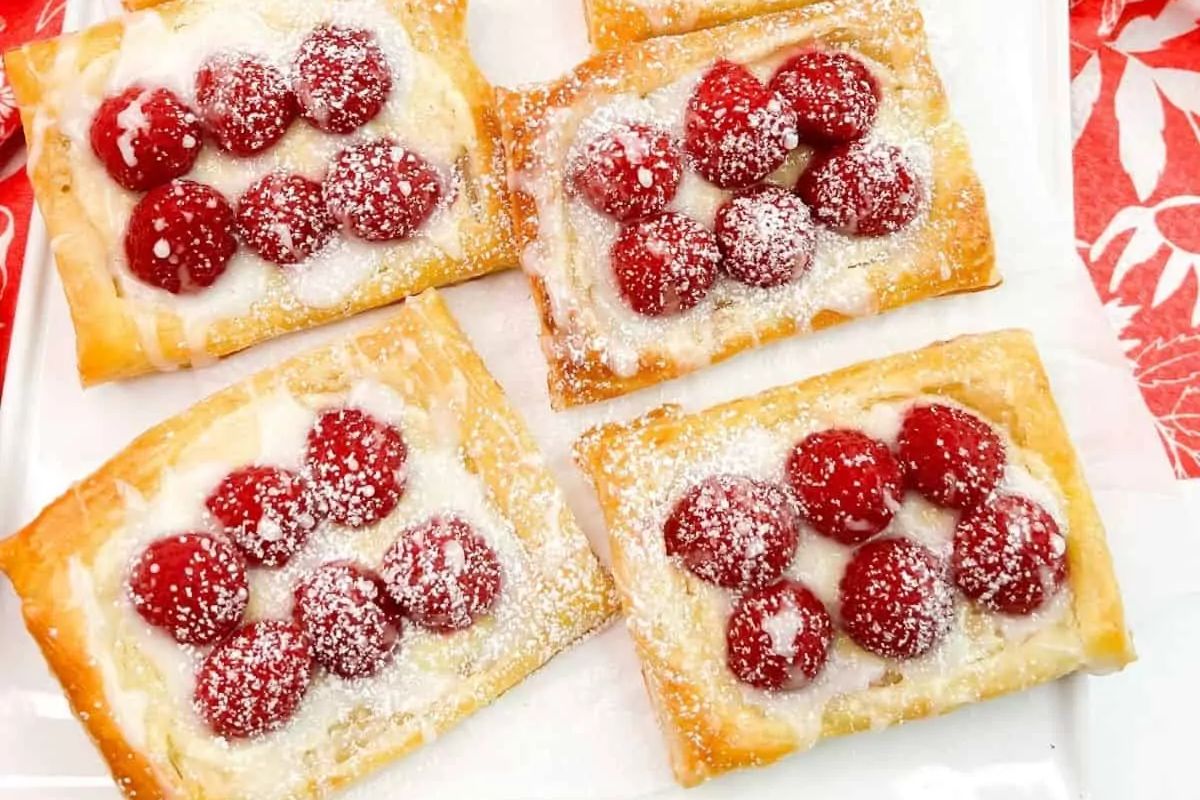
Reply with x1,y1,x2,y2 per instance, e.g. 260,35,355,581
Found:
515,13,946,387
581,394,1076,747
66,375,611,798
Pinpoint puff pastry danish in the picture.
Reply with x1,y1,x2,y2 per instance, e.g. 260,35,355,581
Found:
498,0,996,408
4,0,515,385
0,290,617,799
575,330,1133,786
584,0,822,49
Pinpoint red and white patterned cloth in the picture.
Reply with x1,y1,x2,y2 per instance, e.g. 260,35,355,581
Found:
0,0,1196,480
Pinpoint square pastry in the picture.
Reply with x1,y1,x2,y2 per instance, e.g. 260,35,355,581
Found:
498,0,996,408
585,0,819,50
575,330,1133,786
0,290,617,799
5,0,515,385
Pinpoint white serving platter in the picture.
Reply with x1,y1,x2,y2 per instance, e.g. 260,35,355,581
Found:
0,0,1195,797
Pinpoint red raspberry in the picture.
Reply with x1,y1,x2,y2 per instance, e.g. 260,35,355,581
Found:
839,537,953,660
293,25,392,134
952,495,1067,616
571,122,682,221
714,185,815,288
611,212,720,316
124,179,237,294
684,60,798,189
304,408,407,528
726,579,833,691
324,139,442,242
797,142,922,237
206,466,320,567
769,51,880,144
194,53,297,156
786,429,903,545
293,562,403,678
89,86,202,191
126,533,248,645
897,403,1005,511
382,516,503,632
193,620,314,739
236,173,337,266
663,475,799,591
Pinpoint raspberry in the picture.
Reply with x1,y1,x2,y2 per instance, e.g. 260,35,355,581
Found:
663,475,799,591
323,139,442,242
205,466,320,567
786,429,903,545
124,179,237,294
236,173,337,266
839,537,953,660
194,53,297,156
304,408,407,528
89,86,202,191
193,620,313,739
952,495,1067,616
571,122,682,221
897,403,1005,511
684,60,798,189
382,516,503,632
714,185,815,288
796,141,922,237
126,533,248,645
769,51,880,144
293,25,392,134
293,562,402,678
610,212,720,316
726,580,833,691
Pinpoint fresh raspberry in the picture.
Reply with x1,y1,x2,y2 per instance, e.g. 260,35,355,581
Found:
897,403,1005,510
323,139,442,242
610,212,720,316
206,466,320,567
194,53,297,156
193,620,313,739
293,562,403,678
769,51,880,144
304,408,407,528
796,141,922,237
293,25,392,134
664,475,799,591
786,429,903,545
124,179,237,294
684,60,798,189
382,516,503,632
571,122,682,221
236,173,336,266
89,86,202,191
726,579,833,691
952,495,1067,616
126,533,248,645
839,537,953,660
714,185,815,288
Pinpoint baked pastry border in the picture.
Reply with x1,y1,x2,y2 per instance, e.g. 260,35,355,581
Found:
574,329,1134,786
0,289,618,799
498,0,998,408
5,0,516,386
584,0,825,49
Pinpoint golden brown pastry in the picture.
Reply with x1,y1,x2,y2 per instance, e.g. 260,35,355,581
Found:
0,289,617,799
575,330,1133,786
5,0,515,385
498,0,996,407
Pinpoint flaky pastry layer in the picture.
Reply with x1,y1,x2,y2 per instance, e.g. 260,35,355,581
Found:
0,290,617,799
575,330,1133,786
5,0,516,385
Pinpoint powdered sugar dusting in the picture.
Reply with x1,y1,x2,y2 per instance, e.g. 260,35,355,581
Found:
583,394,1079,749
